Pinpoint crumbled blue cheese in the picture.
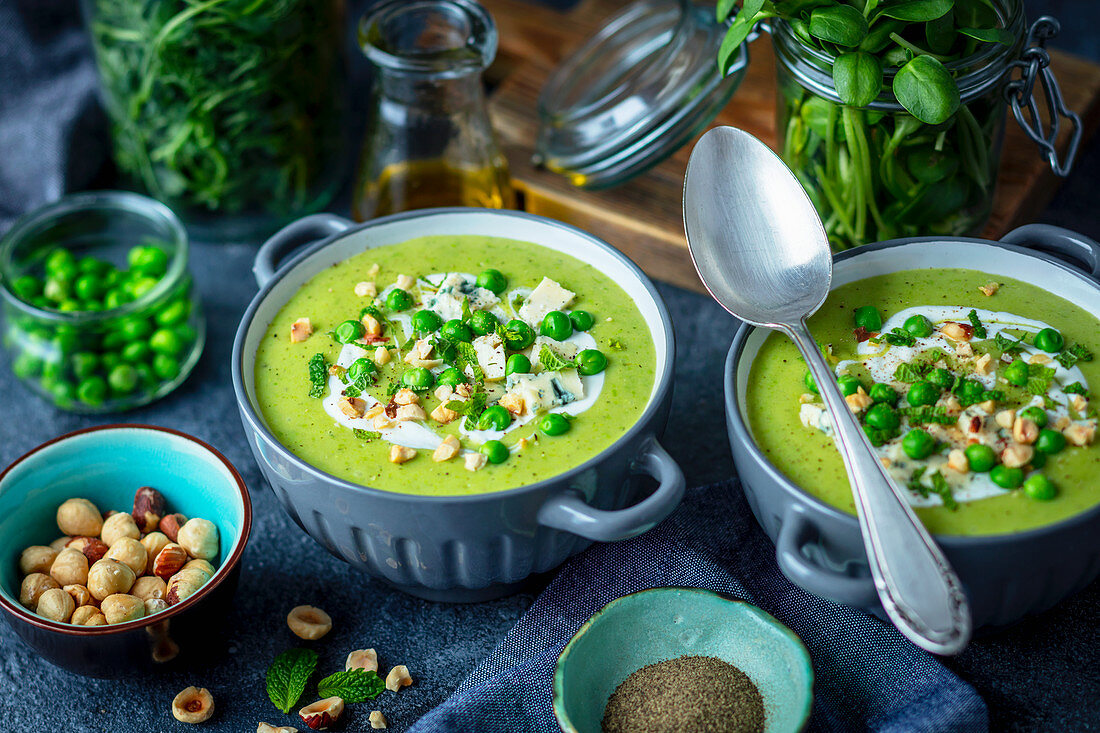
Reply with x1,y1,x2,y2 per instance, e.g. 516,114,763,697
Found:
518,277,575,327
471,333,506,381
424,273,499,321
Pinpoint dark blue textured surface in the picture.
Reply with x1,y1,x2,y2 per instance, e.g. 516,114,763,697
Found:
0,1,1098,731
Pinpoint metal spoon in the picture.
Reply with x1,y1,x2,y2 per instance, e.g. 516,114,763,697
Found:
683,126,971,655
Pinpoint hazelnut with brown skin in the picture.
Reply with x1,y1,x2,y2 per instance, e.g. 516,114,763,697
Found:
141,532,170,574
36,587,75,622
49,536,72,553
159,513,187,542
18,545,58,575
49,548,89,587
66,536,109,563
153,543,189,581
131,576,168,602
106,537,148,576
101,594,146,624
166,568,210,606
87,558,136,601
71,605,102,625
63,584,94,608
101,512,140,547
177,518,219,561
132,486,167,533
172,687,215,724
19,573,59,608
56,498,102,537
287,606,332,640
298,697,344,730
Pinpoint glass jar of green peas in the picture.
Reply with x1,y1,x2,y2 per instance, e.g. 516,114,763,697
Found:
0,191,204,412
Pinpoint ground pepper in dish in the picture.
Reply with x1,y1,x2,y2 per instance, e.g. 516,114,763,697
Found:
601,655,764,733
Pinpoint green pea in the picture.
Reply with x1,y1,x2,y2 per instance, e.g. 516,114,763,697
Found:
575,349,608,376
175,323,198,346
965,444,996,472
43,277,71,302
907,381,939,406
386,288,414,311
853,306,882,331
803,371,819,394
118,317,154,341
837,374,862,397
121,341,152,364
152,353,180,381
348,358,376,383
76,376,108,406
57,299,82,312
441,319,472,343
1003,359,1029,387
506,353,531,376
155,299,190,326
990,465,1024,489
956,380,984,405
12,352,42,379
864,403,900,431
134,363,156,391
476,269,507,295
11,275,42,300
77,256,108,275
862,424,886,446
128,277,160,299
1033,328,1064,353
81,299,103,312
49,380,76,408
569,310,595,332
1035,429,1066,455
412,309,443,335
45,249,75,273
149,328,183,355
1018,406,1048,427
902,429,936,459
436,367,464,387
1029,449,1047,469
1022,473,1056,501
100,353,121,371
501,319,535,350
334,319,365,345
73,274,103,301
401,366,435,390
101,331,129,351
868,383,897,405
53,330,79,354
539,413,571,436
128,245,169,277
103,289,130,309
540,311,573,341
927,368,954,390
108,364,139,393
470,311,500,336
903,314,933,338
479,439,509,464
478,405,511,431
70,352,99,380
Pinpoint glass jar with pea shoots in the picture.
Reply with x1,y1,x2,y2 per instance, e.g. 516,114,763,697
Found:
0,192,204,412
717,0,1082,250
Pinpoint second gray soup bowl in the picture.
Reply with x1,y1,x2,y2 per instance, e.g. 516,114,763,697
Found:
232,208,683,602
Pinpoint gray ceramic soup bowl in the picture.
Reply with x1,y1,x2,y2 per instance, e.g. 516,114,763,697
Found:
232,208,683,602
724,224,1100,629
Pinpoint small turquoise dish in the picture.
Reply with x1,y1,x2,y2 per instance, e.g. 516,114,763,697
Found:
0,424,251,677
553,587,814,733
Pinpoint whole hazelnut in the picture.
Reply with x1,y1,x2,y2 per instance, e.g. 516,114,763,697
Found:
101,593,146,624
87,558,136,600
182,559,215,580
144,598,169,615
36,587,75,622
177,518,219,561
166,568,210,606
159,513,187,542
18,545,59,575
63,584,94,608
56,498,103,537
152,543,188,580
131,576,168,602
49,536,72,553
141,532,170,574
49,548,89,587
71,605,102,625
100,512,140,547
106,537,148,576
172,687,215,724
66,536,109,563
19,573,60,608
132,486,167,533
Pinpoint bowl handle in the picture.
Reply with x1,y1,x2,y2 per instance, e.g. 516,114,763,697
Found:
536,438,685,542
253,213,353,288
775,505,879,609
1001,224,1100,278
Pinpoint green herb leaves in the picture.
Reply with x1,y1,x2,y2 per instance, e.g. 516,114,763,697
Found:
267,648,319,714
882,327,917,347
353,428,381,441
880,0,954,22
834,52,884,107
1055,343,1094,369
966,309,986,339
539,346,574,372
929,470,958,510
1026,364,1056,396
1064,381,1090,397
809,4,868,46
308,354,328,398
893,55,960,125
317,669,386,703
718,0,765,74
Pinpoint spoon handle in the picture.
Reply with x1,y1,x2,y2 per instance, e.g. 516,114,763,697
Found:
784,319,972,655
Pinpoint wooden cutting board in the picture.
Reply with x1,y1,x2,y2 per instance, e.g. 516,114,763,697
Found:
483,0,1100,292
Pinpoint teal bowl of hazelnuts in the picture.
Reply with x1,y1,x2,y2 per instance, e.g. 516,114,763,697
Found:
0,191,205,413
554,587,814,733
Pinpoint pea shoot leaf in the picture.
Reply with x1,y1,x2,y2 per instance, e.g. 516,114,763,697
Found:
880,0,954,22
893,55,960,124
809,4,869,47
267,648,318,714
958,26,1014,45
834,52,883,107
1026,364,1056,396
317,668,386,703
353,429,381,441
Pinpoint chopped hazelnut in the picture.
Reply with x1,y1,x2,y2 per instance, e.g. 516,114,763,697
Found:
940,322,972,341
385,665,413,692
1071,394,1089,413
354,281,377,298
339,396,367,419
498,392,525,415
257,724,299,733
955,341,974,358
396,274,414,289
1012,417,1039,445
369,711,388,729
373,346,391,366
389,445,417,464
393,388,420,406
977,399,997,414
464,452,487,472
797,392,816,404
978,281,1000,296
994,409,1016,430
941,394,962,415
947,449,969,473
287,605,333,640
1028,353,1053,365
373,414,396,431
19,546,59,576
172,686,215,724
1055,415,1072,430
430,403,458,424
974,353,993,375
368,263,380,277
1001,443,1034,468
395,404,427,421
290,318,313,343
433,435,461,462
1064,423,1096,447
434,384,454,401
299,697,344,730
362,313,383,337
364,403,385,419
346,648,378,673
454,383,472,399
56,498,102,537
845,387,873,413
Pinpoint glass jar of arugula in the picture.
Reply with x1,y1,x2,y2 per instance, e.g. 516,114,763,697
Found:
716,0,1082,250
83,0,348,239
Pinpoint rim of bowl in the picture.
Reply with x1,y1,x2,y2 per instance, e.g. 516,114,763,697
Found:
551,586,814,733
232,206,677,504
725,235,1100,547
0,424,252,635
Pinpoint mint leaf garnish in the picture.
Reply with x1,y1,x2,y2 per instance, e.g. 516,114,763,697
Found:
316,668,386,703
967,309,987,339
1055,343,1094,370
267,648,318,714
539,345,573,372
308,354,327,398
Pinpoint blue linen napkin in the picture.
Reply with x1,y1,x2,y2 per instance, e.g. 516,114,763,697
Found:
410,481,988,733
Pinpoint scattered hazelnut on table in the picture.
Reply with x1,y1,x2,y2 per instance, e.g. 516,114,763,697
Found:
257,724,299,733
56,498,103,537
298,697,344,730
172,686,215,724
385,665,413,692
88,558,136,600
36,587,75,622
346,648,379,673
19,545,58,575
132,486,167,533
287,605,333,640
369,710,388,729
177,518,219,561
20,573,59,608
101,512,140,547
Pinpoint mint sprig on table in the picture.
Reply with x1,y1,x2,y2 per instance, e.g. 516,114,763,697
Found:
267,648,319,713
317,669,386,703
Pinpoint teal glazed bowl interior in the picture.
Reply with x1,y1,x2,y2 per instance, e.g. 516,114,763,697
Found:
0,425,251,677
554,587,813,732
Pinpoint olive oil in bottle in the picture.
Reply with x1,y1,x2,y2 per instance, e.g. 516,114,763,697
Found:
354,159,515,221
